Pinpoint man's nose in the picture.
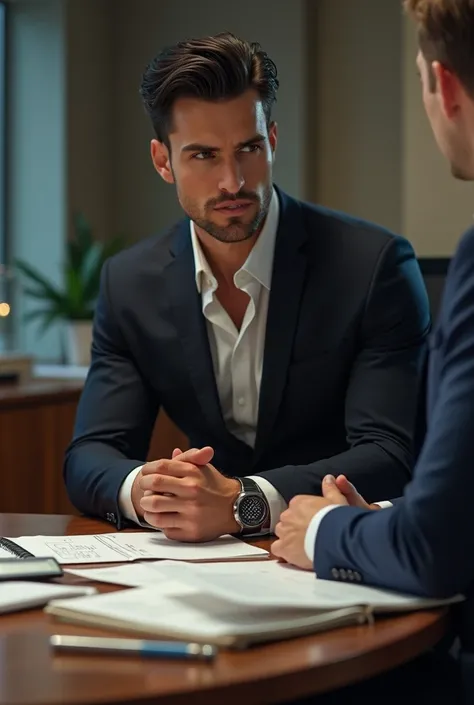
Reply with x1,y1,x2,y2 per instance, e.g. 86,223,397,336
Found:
218,159,244,194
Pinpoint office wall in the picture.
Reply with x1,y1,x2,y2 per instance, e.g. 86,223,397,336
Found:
308,2,473,256
66,0,113,242
110,0,307,239
309,0,403,235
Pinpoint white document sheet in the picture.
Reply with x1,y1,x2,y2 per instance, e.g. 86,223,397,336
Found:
143,559,463,611
7,532,268,564
66,563,198,593
0,581,96,614
66,558,300,588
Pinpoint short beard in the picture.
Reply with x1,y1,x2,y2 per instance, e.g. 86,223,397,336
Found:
188,186,273,243
193,209,265,243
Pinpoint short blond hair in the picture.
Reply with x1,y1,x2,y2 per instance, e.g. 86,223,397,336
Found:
404,0,474,94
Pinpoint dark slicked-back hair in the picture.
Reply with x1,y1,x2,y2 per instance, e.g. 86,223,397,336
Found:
139,32,279,146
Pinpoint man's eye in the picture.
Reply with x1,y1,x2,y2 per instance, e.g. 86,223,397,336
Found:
193,151,214,160
241,144,262,154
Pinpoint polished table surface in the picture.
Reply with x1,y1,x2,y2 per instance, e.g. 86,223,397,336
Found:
0,514,450,705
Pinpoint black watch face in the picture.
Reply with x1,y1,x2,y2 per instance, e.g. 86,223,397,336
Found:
239,494,267,528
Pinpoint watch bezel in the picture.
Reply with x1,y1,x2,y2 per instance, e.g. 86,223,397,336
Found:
233,488,269,530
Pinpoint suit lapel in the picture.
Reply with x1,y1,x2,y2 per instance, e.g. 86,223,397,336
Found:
253,190,308,462
165,221,245,452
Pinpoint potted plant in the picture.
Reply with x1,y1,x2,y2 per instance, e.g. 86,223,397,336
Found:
15,214,125,366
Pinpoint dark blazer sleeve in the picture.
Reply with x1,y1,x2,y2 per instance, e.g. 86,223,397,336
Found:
63,259,160,526
258,236,430,504
313,227,474,599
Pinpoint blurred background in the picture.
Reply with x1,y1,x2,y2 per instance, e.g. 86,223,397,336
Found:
0,0,470,364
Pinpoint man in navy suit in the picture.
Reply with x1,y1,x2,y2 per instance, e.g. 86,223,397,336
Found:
64,32,429,542
272,0,474,700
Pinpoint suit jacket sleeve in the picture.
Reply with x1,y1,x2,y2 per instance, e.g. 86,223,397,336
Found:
313,227,474,599
257,236,430,504
63,259,160,526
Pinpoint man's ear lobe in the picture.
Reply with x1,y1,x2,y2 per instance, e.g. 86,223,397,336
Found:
150,139,174,184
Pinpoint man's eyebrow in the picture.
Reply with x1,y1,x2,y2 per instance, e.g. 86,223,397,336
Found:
181,134,266,153
236,134,266,148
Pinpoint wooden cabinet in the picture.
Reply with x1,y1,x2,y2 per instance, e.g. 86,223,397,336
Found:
0,382,188,515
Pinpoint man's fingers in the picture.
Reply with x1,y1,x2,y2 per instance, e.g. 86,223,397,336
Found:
142,447,215,477
143,511,182,530
140,472,200,497
335,474,357,497
335,474,370,509
321,475,349,505
275,520,284,538
142,459,201,478
140,494,189,514
271,539,287,562
175,446,215,465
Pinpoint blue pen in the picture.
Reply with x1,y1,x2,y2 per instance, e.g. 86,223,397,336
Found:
49,635,217,660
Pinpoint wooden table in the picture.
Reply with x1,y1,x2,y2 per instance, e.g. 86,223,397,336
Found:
0,514,449,705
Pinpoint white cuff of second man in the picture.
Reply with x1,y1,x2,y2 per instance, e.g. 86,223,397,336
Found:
303,499,394,564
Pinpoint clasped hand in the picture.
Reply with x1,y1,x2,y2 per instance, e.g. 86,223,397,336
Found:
135,447,241,542
271,474,377,570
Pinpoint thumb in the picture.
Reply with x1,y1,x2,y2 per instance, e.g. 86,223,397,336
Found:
322,475,348,505
175,446,215,465
335,475,370,509
172,448,183,459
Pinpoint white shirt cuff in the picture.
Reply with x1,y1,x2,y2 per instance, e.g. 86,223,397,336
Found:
374,500,393,509
247,476,287,533
304,505,345,563
118,466,159,529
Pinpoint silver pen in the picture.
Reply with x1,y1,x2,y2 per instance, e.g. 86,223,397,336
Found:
50,635,218,660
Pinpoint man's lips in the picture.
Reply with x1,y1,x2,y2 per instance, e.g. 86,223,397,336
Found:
214,200,254,211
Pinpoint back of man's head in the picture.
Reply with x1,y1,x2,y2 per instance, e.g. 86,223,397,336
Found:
404,0,474,96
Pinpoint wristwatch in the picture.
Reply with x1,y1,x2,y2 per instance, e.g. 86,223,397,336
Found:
232,478,270,535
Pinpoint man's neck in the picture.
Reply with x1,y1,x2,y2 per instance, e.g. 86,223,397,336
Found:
194,225,259,287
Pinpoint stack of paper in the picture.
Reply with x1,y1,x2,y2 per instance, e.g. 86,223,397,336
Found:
46,560,462,648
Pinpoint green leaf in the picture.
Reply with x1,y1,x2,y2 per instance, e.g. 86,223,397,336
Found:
23,308,51,323
22,286,66,304
80,241,104,303
37,308,61,336
15,260,64,304
17,213,128,331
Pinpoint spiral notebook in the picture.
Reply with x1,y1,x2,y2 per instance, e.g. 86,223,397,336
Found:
0,538,35,559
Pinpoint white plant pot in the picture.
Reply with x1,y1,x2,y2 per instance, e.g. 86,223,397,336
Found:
65,320,93,366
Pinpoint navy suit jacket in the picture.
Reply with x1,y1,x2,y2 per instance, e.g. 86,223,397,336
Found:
64,188,429,528
314,225,474,666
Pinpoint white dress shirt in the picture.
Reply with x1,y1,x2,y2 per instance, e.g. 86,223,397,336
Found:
119,189,287,531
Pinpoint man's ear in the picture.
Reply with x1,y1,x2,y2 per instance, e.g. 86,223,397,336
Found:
432,61,461,120
150,140,175,184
